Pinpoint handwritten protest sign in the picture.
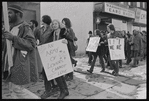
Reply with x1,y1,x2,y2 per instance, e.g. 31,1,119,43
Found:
37,39,73,81
108,38,125,60
86,37,100,52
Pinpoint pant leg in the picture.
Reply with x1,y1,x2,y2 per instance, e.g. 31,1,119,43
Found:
88,52,93,63
55,76,68,91
133,50,139,66
42,69,52,92
119,60,122,67
89,54,97,72
114,60,119,73
98,54,105,70
108,55,114,69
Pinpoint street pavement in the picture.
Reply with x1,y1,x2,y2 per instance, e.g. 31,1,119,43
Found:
2,56,146,99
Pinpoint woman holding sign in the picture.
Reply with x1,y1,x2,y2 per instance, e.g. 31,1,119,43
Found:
46,19,74,99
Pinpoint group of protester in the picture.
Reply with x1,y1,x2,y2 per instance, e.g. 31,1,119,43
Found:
2,4,146,99
86,24,146,76
2,4,78,99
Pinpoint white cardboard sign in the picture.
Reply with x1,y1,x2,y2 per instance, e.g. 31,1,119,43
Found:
86,37,100,52
108,38,125,60
37,39,73,81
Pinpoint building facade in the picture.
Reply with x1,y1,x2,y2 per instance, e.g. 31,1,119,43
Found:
3,2,146,56
93,2,147,34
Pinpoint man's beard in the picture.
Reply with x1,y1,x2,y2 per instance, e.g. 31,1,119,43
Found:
9,15,17,23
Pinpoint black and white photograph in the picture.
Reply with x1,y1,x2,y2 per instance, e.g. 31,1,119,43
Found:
2,2,146,99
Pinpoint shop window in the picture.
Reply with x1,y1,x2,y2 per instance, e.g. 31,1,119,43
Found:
128,2,131,5
137,2,140,7
120,2,124,4
143,2,145,8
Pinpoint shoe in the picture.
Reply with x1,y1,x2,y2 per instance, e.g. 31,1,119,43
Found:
108,67,113,70
87,70,93,73
74,61,77,67
131,65,138,67
112,71,119,76
41,91,52,99
119,66,122,68
58,90,69,99
100,69,105,72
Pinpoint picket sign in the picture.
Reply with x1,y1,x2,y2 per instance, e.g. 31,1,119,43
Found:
2,2,13,72
37,39,73,81
108,38,125,60
86,36,100,52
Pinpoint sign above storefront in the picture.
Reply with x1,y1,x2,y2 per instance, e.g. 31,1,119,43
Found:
134,8,146,24
104,2,135,19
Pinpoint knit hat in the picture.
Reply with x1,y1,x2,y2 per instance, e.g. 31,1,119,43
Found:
8,5,23,14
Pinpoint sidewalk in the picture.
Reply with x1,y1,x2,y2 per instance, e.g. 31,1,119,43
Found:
2,56,146,99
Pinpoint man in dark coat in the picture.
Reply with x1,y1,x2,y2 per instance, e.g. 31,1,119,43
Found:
3,5,38,93
131,29,143,67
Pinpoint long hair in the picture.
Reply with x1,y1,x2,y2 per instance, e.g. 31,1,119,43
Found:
62,18,72,28
51,19,64,29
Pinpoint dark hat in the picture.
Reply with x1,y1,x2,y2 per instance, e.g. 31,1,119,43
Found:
8,5,23,14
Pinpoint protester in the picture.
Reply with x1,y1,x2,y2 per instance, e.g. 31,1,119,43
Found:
131,29,143,67
86,31,94,66
47,19,74,99
142,31,146,60
101,30,108,63
34,15,58,99
87,29,106,73
126,31,133,65
29,20,38,32
105,24,123,76
140,31,146,61
62,18,77,81
2,4,39,94
28,19,43,80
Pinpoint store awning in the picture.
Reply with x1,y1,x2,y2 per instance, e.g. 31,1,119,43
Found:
94,2,135,19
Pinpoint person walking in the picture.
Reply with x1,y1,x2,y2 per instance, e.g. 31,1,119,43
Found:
46,19,74,99
126,31,133,65
86,31,94,66
131,29,143,67
34,15,58,99
87,29,106,73
105,24,123,76
3,4,39,94
62,18,77,81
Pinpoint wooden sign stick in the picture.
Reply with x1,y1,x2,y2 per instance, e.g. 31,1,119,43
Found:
2,2,13,72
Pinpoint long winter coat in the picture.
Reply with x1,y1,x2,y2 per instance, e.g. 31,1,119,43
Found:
3,21,39,85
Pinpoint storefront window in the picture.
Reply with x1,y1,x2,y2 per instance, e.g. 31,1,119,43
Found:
137,2,140,7
143,2,145,8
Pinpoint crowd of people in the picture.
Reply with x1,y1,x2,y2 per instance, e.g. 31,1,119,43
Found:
2,5,78,99
2,4,146,99
86,25,146,76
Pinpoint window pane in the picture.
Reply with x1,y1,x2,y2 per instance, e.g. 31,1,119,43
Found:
143,2,145,8
137,2,140,7
120,2,124,4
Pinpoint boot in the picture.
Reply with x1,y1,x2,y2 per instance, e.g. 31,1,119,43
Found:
56,76,69,99
58,89,69,99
